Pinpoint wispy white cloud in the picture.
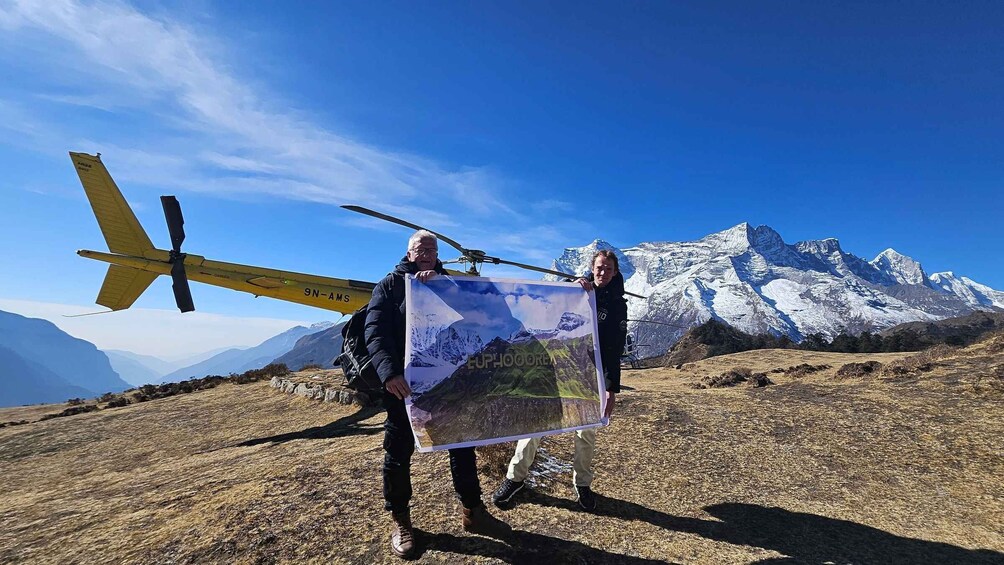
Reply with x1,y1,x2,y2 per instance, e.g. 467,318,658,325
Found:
537,199,575,212
0,0,589,265
35,93,119,112
0,100,47,141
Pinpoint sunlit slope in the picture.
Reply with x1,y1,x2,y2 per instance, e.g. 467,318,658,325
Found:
1,339,1002,563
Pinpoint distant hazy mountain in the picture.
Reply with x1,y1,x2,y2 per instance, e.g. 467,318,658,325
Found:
161,346,236,369
104,351,166,387
0,310,130,407
271,322,347,371
0,344,93,406
160,322,334,382
105,350,176,375
549,224,1004,356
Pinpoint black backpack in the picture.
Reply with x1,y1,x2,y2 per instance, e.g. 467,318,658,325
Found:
336,274,404,395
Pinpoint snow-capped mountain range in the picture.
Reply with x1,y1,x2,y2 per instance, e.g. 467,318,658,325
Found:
410,320,486,368
409,312,590,368
510,312,590,343
548,223,1004,356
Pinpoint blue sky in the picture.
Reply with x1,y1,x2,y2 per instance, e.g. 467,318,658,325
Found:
0,1,1001,357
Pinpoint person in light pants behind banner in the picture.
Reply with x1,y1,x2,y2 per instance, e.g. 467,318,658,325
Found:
492,249,628,511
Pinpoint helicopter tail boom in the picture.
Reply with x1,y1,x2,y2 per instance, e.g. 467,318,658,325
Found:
73,152,376,314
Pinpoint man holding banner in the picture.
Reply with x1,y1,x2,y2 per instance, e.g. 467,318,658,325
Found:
365,230,506,559
492,249,628,511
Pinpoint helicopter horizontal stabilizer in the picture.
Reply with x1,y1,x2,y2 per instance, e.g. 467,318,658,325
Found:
96,265,158,311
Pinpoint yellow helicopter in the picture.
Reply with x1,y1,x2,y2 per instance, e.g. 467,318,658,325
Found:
71,151,628,315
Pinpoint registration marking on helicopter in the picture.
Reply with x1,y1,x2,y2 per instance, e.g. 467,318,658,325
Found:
303,287,352,302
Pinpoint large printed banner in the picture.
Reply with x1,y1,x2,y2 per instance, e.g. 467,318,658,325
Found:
404,275,606,452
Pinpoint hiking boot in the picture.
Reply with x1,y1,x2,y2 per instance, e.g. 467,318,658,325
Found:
491,478,525,507
462,503,511,537
575,485,596,511
390,510,415,558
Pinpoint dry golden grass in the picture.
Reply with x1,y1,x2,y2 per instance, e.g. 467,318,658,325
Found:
1,344,1002,564
0,400,100,425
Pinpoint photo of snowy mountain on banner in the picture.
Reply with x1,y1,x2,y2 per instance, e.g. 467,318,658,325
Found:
404,275,606,452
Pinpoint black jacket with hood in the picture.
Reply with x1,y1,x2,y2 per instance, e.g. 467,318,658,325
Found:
587,271,628,393
364,256,449,383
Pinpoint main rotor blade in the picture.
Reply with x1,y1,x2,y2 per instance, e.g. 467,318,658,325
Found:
340,205,648,295
170,260,195,312
161,196,186,253
341,205,467,255
490,257,577,279
491,257,649,299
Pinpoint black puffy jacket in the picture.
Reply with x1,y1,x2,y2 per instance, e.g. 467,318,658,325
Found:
587,271,628,392
364,257,449,383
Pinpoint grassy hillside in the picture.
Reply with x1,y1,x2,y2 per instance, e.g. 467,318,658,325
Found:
410,335,602,446
1,336,1002,563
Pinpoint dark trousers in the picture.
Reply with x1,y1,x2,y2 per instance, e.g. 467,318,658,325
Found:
600,347,621,392
382,390,482,513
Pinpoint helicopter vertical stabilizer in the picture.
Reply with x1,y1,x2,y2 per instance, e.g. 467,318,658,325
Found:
71,152,161,310
70,152,156,257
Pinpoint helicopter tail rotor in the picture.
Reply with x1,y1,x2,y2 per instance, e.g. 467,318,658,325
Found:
160,196,195,312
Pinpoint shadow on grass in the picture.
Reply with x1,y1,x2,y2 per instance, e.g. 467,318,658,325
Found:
234,405,383,447
414,527,670,564
523,492,1004,564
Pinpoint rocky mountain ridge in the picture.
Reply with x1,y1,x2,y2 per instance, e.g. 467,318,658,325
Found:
549,223,1003,356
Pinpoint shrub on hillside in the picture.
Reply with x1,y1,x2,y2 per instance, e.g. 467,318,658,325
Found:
129,365,288,403
881,347,955,378
66,398,85,406
39,405,99,421
785,363,831,378
104,397,130,408
835,361,883,378
0,420,30,428
234,363,290,384
700,367,772,388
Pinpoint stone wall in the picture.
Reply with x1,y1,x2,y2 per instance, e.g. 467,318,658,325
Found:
269,374,370,406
